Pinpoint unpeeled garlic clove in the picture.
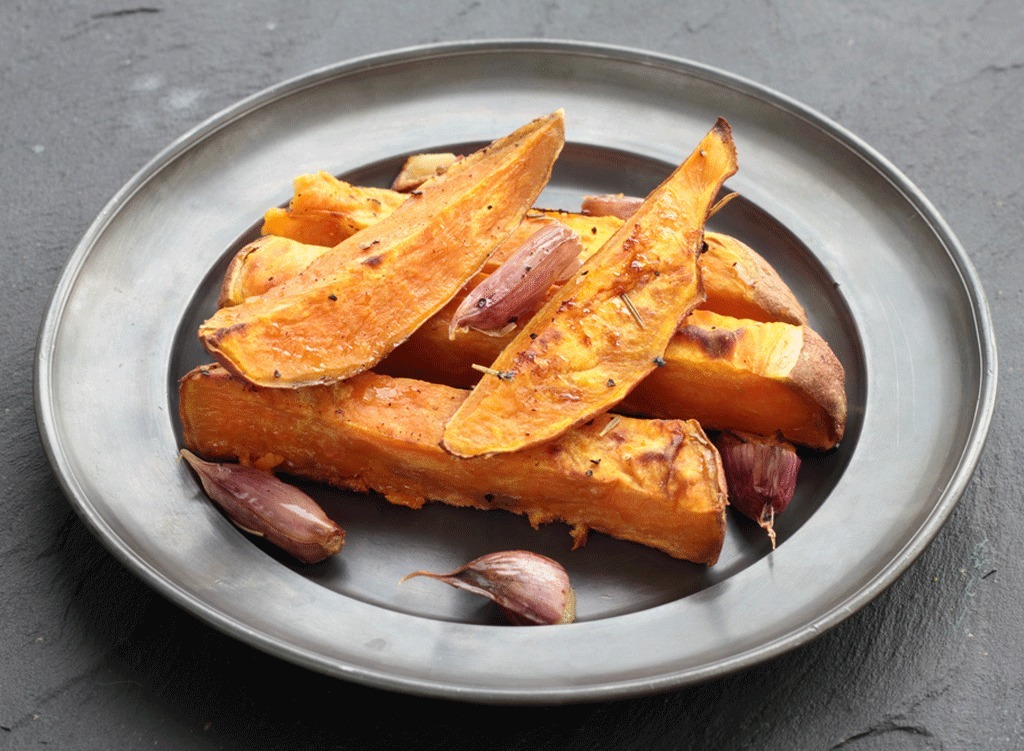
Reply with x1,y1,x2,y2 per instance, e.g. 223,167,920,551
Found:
580,193,644,219
401,550,576,625
449,222,582,337
714,431,801,548
179,449,345,564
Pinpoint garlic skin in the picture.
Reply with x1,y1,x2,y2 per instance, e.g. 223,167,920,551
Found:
449,222,582,337
179,449,345,564
714,431,801,548
402,550,576,625
580,193,644,219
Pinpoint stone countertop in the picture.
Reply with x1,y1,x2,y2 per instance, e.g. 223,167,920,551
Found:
3,2,1021,749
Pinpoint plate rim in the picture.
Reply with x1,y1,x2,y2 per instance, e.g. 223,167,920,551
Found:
35,38,998,704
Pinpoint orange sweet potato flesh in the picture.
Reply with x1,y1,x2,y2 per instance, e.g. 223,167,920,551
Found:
699,233,807,325
215,237,844,449
440,119,739,458
534,212,807,325
261,172,407,246
218,235,330,307
243,180,805,325
624,310,847,450
198,110,565,387
224,218,804,327
373,305,845,450
179,365,728,565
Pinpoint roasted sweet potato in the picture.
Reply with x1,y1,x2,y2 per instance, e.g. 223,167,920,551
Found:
244,182,805,325
261,172,407,245
440,119,739,457
372,300,845,449
218,235,330,307
179,365,728,565
623,310,846,450
199,110,565,387
700,233,807,325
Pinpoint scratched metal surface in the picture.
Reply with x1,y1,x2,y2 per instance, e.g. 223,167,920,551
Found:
4,1,1021,748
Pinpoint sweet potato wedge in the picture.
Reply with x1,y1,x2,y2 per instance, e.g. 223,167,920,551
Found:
244,180,805,325
372,301,845,449
700,233,807,325
440,118,739,458
179,365,728,565
623,310,846,450
218,235,330,307
502,212,807,325
199,110,565,387
261,172,407,245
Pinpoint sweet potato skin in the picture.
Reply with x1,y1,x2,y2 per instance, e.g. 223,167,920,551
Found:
199,111,565,388
179,366,728,564
440,119,739,458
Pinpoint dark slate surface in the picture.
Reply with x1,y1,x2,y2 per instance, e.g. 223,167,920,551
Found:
3,2,1020,748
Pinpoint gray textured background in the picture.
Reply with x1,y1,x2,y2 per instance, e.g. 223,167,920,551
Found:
3,1,1021,748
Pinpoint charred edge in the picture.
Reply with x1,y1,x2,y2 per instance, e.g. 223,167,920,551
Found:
676,324,739,359
631,429,687,496
201,321,248,349
711,117,733,142
179,363,218,385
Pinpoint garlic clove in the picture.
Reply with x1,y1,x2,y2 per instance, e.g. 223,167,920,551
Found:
713,431,801,549
449,222,582,338
401,550,576,625
580,193,644,219
391,152,459,192
179,449,345,564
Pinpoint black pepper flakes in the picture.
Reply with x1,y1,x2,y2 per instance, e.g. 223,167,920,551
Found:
273,370,281,378
606,378,615,387
529,332,538,339
585,469,593,477
653,356,666,367
328,293,338,301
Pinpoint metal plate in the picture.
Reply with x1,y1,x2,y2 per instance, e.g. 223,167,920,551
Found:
35,41,996,704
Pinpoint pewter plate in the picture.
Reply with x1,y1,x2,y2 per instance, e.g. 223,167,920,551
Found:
36,41,996,704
